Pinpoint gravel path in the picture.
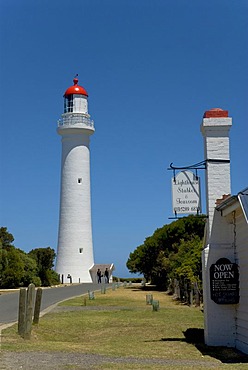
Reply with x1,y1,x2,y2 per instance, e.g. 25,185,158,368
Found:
0,351,219,369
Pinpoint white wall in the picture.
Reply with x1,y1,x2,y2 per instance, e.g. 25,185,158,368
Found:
235,209,248,354
203,203,248,354
203,209,237,347
74,95,88,113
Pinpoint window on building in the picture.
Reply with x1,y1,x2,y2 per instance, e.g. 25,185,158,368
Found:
79,248,83,253
64,95,74,113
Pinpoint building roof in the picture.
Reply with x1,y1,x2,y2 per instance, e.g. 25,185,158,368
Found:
239,188,248,223
216,187,248,224
64,77,88,97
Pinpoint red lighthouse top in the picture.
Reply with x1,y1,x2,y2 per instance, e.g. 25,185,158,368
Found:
64,76,88,97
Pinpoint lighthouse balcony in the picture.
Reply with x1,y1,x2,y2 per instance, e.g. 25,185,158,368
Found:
58,114,94,129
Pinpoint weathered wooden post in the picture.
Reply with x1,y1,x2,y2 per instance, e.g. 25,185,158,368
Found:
152,300,159,311
88,290,95,300
18,288,27,337
146,294,153,305
33,288,43,325
24,283,35,339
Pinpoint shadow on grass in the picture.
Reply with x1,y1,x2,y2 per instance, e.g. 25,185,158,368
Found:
184,328,248,363
144,328,248,363
131,286,167,293
152,328,248,364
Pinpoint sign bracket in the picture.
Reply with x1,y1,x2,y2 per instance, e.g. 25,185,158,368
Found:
168,158,230,172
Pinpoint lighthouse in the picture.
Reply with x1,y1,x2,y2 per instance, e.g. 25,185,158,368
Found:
56,76,95,283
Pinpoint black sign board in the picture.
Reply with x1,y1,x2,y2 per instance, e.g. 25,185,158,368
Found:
210,258,239,304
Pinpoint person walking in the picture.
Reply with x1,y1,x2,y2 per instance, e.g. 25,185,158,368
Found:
97,269,102,283
104,268,109,283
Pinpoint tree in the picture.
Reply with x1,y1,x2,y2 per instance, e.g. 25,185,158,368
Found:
28,247,59,286
0,227,59,288
168,236,202,293
0,227,15,249
0,247,24,288
18,250,41,287
0,244,41,289
126,215,205,289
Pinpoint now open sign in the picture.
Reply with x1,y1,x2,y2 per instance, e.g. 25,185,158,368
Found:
210,258,239,304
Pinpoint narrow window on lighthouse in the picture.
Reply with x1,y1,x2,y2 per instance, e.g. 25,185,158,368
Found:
79,248,83,253
64,95,74,113
78,178,82,184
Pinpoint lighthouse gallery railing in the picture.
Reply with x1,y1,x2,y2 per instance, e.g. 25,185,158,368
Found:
58,114,94,128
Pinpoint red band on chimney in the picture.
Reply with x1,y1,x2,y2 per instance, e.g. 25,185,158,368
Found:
204,108,228,118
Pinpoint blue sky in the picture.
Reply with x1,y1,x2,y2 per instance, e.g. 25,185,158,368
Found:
1,0,247,277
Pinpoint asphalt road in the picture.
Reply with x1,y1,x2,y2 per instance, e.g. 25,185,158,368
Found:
0,283,102,325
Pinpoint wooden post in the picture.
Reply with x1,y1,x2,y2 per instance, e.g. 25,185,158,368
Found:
152,300,159,311
18,288,27,337
33,288,43,325
24,283,35,339
88,290,95,300
146,294,153,305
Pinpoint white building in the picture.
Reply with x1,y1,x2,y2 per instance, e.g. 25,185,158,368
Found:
56,77,95,283
201,108,248,354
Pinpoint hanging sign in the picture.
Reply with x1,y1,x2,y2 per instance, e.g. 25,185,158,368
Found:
210,258,239,304
171,170,201,215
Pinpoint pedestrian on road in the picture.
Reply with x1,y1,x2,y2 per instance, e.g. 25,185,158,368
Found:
97,269,102,284
104,268,109,283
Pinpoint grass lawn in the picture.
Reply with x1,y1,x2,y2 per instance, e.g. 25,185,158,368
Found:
1,285,248,369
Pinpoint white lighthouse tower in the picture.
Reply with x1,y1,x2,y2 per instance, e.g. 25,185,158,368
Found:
56,76,95,283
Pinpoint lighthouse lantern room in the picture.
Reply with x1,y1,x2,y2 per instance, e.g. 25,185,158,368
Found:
56,76,95,283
